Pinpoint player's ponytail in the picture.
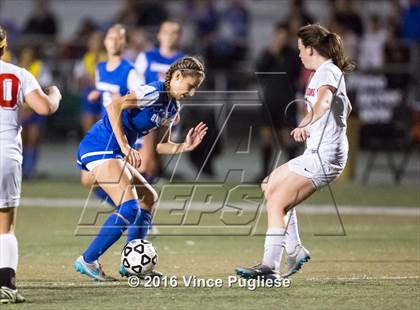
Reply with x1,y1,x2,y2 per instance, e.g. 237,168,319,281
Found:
0,25,6,57
297,24,355,73
165,56,206,92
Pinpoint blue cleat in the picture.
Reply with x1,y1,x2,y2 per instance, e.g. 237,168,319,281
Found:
119,265,131,278
74,256,116,282
281,245,311,278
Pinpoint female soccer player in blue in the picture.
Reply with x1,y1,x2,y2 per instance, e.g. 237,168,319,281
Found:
74,56,207,281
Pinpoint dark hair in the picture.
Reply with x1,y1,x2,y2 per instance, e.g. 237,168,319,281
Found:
165,56,205,92
297,24,355,72
0,25,6,57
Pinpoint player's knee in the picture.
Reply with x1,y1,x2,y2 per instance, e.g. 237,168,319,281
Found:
143,188,158,211
80,172,95,188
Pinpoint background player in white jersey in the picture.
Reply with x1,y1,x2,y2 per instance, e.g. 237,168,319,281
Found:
134,20,184,183
235,24,355,280
0,26,61,304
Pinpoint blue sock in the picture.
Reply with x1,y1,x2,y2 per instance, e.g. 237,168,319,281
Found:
83,199,139,263
127,208,152,242
93,187,116,207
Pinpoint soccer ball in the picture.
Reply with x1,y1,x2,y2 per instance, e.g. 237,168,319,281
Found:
121,239,158,275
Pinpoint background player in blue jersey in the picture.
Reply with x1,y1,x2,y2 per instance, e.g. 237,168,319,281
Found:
74,56,207,281
80,24,141,203
134,20,185,182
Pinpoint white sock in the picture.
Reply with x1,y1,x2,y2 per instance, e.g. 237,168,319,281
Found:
284,208,301,254
0,233,18,271
262,227,286,270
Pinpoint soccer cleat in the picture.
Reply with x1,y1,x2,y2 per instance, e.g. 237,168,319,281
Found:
118,265,131,278
235,263,280,280
281,245,311,278
74,256,116,282
118,265,163,279
0,286,25,304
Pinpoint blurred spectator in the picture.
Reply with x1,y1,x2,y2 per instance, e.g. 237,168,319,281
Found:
386,0,403,38
288,0,314,45
123,27,152,63
401,0,420,42
19,46,52,179
255,23,301,180
116,0,140,28
358,15,386,70
74,18,99,46
62,18,99,60
116,0,167,28
137,1,168,27
73,32,107,134
330,15,358,61
188,0,220,59
189,0,220,39
332,0,364,37
221,0,250,61
23,0,58,38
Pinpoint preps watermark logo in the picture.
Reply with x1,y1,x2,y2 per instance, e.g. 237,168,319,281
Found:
74,72,346,237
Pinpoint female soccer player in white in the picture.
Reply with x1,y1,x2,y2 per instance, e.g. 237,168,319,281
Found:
236,24,354,279
0,26,61,304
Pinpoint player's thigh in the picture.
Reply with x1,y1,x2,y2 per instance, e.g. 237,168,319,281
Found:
92,159,137,204
267,171,315,213
126,164,158,209
262,162,290,194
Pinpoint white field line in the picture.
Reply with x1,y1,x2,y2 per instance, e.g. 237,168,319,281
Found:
20,198,420,216
306,275,420,281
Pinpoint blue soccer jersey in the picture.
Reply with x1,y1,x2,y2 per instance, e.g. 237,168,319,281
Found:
135,48,184,84
77,81,179,170
95,59,140,111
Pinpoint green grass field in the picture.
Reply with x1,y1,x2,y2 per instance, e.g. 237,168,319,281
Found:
11,188,420,310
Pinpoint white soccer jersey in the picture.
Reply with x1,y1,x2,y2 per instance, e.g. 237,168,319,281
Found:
0,60,41,163
304,59,350,164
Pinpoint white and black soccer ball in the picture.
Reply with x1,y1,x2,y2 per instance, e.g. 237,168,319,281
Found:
121,239,158,275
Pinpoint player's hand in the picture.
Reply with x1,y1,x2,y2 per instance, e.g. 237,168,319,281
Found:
183,122,208,151
291,127,310,143
47,85,62,101
87,90,101,102
122,146,142,169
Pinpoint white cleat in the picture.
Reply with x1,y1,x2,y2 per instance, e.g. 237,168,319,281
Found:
0,286,25,304
282,245,311,278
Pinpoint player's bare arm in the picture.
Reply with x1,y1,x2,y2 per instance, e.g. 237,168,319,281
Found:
24,86,62,115
291,85,335,142
156,121,208,155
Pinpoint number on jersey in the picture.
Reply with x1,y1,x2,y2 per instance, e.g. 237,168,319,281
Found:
0,74,19,109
